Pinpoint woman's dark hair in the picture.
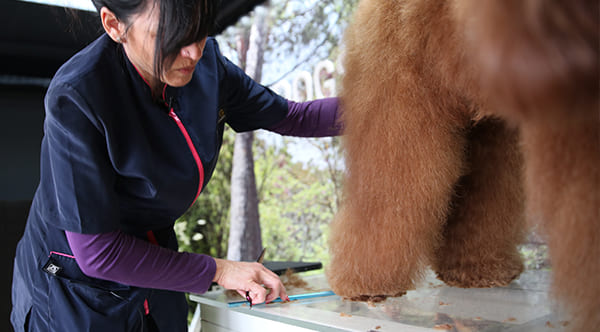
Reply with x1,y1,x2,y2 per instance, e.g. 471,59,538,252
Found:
91,0,218,88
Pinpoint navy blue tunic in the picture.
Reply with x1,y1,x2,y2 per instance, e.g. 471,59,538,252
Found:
11,34,288,331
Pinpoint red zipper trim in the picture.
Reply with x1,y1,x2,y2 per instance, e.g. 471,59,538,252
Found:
162,82,204,207
130,63,204,207
144,298,150,315
168,108,205,206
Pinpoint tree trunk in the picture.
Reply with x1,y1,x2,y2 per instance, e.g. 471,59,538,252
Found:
227,5,269,262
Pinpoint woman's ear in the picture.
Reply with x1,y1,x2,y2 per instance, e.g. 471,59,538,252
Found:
100,7,126,43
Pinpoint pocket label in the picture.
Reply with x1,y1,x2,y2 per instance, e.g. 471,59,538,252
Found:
43,260,62,276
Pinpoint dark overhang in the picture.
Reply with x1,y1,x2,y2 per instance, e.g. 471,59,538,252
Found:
0,0,266,80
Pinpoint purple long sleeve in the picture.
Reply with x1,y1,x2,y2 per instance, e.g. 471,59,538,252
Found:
268,97,342,137
65,230,216,294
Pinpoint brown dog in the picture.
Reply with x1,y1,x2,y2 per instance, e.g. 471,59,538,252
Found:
327,0,599,330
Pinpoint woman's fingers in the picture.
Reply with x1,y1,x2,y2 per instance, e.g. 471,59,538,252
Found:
258,267,289,303
246,266,287,304
246,279,268,304
213,259,289,305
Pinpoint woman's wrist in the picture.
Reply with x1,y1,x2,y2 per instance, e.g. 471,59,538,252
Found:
212,257,224,283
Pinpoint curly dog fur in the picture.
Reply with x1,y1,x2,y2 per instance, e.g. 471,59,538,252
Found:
327,0,599,330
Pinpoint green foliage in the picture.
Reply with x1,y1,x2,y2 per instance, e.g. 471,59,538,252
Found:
519,244,551,271
518,229,551,271
255,136,344,266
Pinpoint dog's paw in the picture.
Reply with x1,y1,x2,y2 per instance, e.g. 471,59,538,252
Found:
435,259,524,288
327,264,415,301
345,292,406,303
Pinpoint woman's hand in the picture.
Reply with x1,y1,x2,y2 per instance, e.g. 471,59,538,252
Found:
212,258,290,305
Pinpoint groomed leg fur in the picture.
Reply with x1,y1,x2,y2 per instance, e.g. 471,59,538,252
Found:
434,118,525,288
328,0,473,299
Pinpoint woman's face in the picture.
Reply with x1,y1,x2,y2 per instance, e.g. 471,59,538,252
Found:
121,4,207,88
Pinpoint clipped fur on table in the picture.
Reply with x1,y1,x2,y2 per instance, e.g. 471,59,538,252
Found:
327,0,599,331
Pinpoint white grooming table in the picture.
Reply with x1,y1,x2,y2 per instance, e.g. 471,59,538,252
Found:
189,269,567,331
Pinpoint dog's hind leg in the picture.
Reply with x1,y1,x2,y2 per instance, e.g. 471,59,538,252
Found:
433,118,526,288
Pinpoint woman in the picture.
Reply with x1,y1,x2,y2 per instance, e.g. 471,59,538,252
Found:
10,0,340,331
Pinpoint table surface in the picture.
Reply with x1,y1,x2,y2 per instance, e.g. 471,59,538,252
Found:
190,269,568,331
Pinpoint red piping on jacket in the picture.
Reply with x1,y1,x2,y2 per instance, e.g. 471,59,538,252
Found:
130,63,205,208
146,231,159,246
49,251,76,259
164,99,205,208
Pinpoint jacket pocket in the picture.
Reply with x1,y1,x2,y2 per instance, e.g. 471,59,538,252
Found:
43,252,131,292
43,253,147,331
